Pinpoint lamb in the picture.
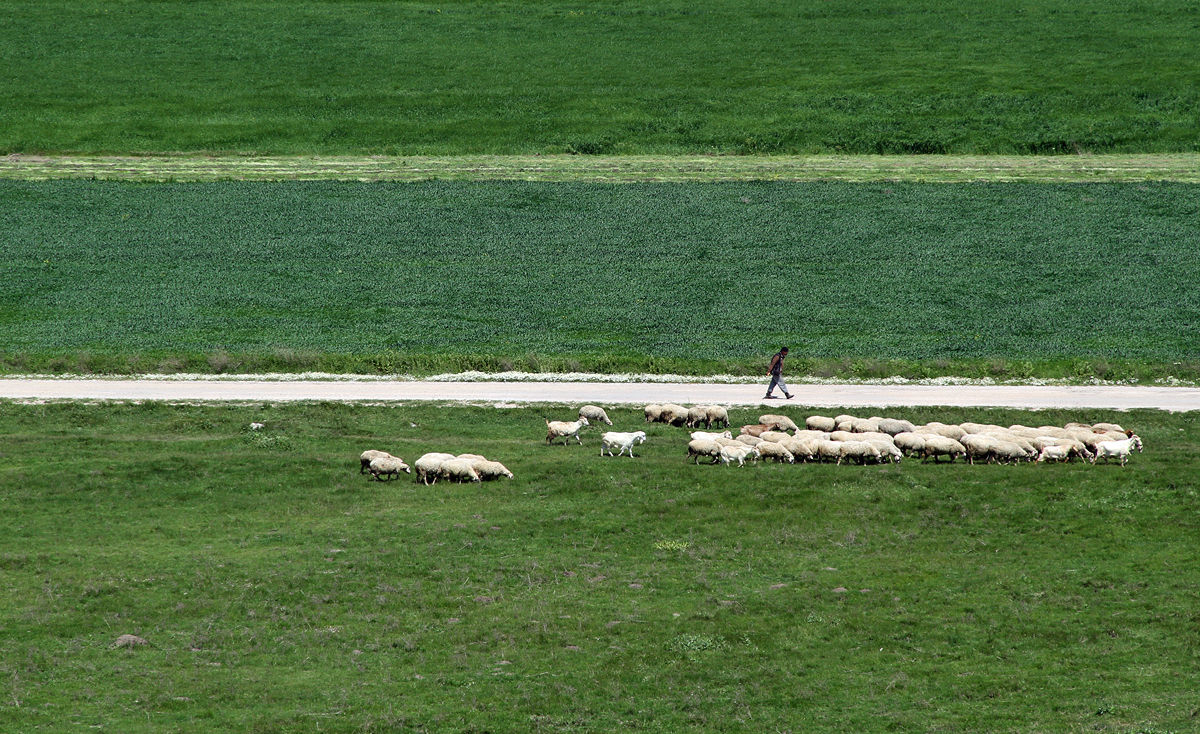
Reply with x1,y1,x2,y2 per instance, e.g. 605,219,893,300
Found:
705,406,731,429
687,439,724,464
600,431,647,458
1092,434,1143,466
755,441,795,464
644,404,664,423
758,414,800,433
691,430,732,441
686,406,711,429
719,444,760,467
438,458,482,483
920,437,967,463
360,449,395,474
414,452,456,485
368,455,411,481
578,405,613,426
546,417,589,445
470,459,514,481
806,415,837,432
837,441,882,465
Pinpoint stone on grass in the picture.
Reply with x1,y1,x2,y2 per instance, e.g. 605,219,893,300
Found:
113,634,148,649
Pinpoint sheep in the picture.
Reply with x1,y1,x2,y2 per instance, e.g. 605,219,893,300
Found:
660,404,691,426
960,422,1004,435
691,430,732,441
755,441,795,464
687,439,723,464
758,414,800,433
644,404,664,423
961,435,998,465
686,406,711,429
1091,422,1126,434
414,452,456,485
705,406,730,429
806,415,837,432
849,417,882,434
601,430,647,458
865,439,903,464
719,444,760,467
793,429,832,441
1034,426,1074,439
368,455,411,481
814,440,844,463
780,437,817,462
735,434,764,447
1035,444,1086,463
1030,436,1094,461
714,436,745,448
837,441,882,465
360,449,394,474
578,405,613,426
920,437,967,463
740,424,771,437
921,422,968,441
438,458,482,483
876,418,917,436
1092,434,1143,466
546,417,589,445
892,432,926,457
758,430,792,444
470,459,514,481
457,453,488,462
989,440,1032,465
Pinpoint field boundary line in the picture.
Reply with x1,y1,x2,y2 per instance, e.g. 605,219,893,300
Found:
2,154,1199,183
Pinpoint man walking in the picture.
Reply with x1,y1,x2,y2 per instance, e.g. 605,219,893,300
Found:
765,347,793,400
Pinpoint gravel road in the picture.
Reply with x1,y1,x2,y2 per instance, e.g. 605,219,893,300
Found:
2,378,1199,411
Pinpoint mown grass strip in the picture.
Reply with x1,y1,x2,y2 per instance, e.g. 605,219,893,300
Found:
3,154,1199,183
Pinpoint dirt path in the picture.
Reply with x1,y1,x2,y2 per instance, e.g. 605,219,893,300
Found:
2,378,1198,412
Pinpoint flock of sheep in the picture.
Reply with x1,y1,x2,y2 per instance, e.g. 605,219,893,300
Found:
358,403,1144,483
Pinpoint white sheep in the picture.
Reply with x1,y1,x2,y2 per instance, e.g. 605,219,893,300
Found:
865,439,903,464
368,455,411,481
989,440,1032,465
876,418,917,436
439,458,482,483
921,422,968,441
920,437,966,463
1092,434,1143,466
470,459,514,481
714,436,745,448
686,406,711,429
644,404,664,423
758,430,792,444
780,437,817,462
360,449,394,474
837,441,882,465
1036,444,1081,463
755,441,795,464
758,414,800,433
892,432,926,457
601,431,647,458
705,406,730,429
687,439,723,464
960,435,998,464
735,434,764,447
691,430,732,441
806,415,837,432
578,405,613,426
719,444,760,467
414,452,456,485
793,429,832,441
546,417,589,445
814,440,844,463
659,404,690,426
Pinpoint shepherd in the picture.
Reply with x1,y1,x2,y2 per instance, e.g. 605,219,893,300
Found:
764,347,793,400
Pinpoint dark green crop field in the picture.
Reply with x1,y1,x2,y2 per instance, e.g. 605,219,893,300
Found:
3,179,1199,377
1,401,1196,733
2,0,1198,155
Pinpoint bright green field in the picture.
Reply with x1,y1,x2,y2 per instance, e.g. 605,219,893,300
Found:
2,179,1199,376
2,0,1198,155
0,401,1196,733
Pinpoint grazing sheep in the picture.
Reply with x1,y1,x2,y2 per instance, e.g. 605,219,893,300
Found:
686,406,711,429
960,422,1004,435
755,441,795,464
892,432,926,457
876,418,917,436
360,449,394,474
687,439,723,464
1035,444,1087,463
1092,434,1143,466
793,429,832,441
719,444,760,467
644,404,664,423
414,452,456,485
1091,422,1126,434
659,404,691,426
740,424,771,437
601,431,647,458
578,405,613,426
471,459,514,481
705,406,731,429
989,440,1032,465
837,441,882,465
457,453,488,462
691,430,733,441
758,430,792,444
849,417,882,434
439,458,482,483
960,435,998,464
714,436,745,448
780,437,817,462
865,439,903,464
1034,426,1074,439
735,434,764,447
814,440,844,463
1031,437,1094,461
920,437,967,463
758,414,800,433
806,415,837,432
921,423,968,441
546,417,589,446
368,455,411,481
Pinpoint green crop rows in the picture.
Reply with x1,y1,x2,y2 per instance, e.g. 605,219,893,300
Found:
2,179,1198,374
2,0,1198,155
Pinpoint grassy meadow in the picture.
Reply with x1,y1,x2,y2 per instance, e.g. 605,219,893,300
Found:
2,0,1198,156
0,400,1197,733
2,179,1199,380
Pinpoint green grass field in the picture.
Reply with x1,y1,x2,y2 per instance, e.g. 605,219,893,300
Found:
3,179,1199,379
3,0,1198,156
1,401,1196,733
